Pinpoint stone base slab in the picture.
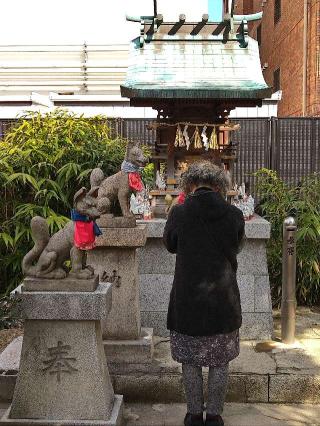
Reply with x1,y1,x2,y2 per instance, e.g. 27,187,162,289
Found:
139,272,274,339
22,275,99,292
14,283,112,321
96,225,147,248
104,328,154,366
138,216,271,240
0,395,124,425
137,216,273,339
97,215,136,228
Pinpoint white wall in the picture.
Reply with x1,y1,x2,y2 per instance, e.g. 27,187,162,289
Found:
0,1,218,45
0,103,278,119
0,0,142,44
0,0,215,45
156,0,208,20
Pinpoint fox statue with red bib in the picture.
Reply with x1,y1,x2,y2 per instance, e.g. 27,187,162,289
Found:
90,140,147,218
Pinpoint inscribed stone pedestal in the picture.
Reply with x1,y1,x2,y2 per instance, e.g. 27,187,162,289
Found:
87,225,154,366
0,283,123,426
89,248,141,340
10,321,114,421
88,225,147,340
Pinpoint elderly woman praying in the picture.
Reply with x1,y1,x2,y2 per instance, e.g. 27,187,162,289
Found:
163,161,245,426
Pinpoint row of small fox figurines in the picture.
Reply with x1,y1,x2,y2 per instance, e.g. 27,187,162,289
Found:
23,140,147,281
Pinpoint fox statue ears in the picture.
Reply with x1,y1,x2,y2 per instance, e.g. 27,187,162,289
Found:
88,187,99,198
73,187,99,206
73,188,87,206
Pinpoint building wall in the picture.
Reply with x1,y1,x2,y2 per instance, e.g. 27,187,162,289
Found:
308,1,320,116
235,0,320,117
234,0,254,15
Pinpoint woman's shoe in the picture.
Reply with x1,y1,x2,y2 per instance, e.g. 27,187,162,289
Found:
184,412,204,426
205,414,224,426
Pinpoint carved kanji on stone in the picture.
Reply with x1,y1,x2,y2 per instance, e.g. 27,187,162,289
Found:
287,246,295,256
42,341,78,382
287,236,295,245
102,270,122,288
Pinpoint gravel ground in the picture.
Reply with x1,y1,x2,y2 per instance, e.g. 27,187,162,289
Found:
0,328,23,354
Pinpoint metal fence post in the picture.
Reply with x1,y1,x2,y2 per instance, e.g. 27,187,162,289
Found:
281,216,297,344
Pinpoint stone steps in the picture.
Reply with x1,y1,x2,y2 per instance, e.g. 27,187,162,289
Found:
110,338,320,404
1,336,319,405
112,371,320,404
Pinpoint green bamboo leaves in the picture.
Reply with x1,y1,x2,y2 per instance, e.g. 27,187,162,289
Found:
255,169,320,306
0,109,127,294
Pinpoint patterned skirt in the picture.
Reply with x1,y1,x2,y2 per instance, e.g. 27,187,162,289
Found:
170,329,240,367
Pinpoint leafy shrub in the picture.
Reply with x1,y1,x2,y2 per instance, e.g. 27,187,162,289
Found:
142,163,155,188
0,109,130,293
255,169,320,306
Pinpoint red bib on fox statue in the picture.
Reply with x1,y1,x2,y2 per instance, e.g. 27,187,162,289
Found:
128,172,144,192
71,210,102,250
74,221,95,250
121,160,145,193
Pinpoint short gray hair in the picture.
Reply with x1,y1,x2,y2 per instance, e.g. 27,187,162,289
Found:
180,161,230,195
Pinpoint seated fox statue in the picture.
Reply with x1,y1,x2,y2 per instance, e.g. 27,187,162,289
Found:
22,187,101,280
90,140,147,217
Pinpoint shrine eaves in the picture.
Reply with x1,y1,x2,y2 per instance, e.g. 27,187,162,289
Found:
121,0,271,107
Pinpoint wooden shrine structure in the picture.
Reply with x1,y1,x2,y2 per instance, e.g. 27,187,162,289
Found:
121,0,271,215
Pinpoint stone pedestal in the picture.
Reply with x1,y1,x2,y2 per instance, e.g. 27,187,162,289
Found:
0,282,123,425
88,225,154,365
137,215,274,340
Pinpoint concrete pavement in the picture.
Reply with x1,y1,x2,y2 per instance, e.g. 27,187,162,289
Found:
124,403,320,425
0,402,318,425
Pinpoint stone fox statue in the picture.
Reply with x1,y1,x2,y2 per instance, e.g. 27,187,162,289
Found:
90,140,147,217
22,187,100,280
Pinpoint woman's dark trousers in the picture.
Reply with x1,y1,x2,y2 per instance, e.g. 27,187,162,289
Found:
182,364,229,415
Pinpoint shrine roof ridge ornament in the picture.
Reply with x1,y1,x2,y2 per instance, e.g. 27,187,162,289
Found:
128,17,251,49
126,0,263,49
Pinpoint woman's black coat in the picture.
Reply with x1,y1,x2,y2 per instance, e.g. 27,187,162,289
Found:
163,188,245,337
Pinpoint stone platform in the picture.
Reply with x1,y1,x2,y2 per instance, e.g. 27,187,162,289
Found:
0,395,123,425
104,328,154,366
137,216,273,339
1,309,320,405
22,276,99,292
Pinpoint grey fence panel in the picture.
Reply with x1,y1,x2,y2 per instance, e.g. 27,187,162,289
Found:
122,118,156,146
231,118,271,194
105,118,156,146
313,119,320,175
105,118,123,140
276,118,316,184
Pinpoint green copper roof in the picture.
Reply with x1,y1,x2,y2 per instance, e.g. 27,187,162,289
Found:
121,36,271,100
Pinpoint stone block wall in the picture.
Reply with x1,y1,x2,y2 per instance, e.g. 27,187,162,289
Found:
138,217,273,339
